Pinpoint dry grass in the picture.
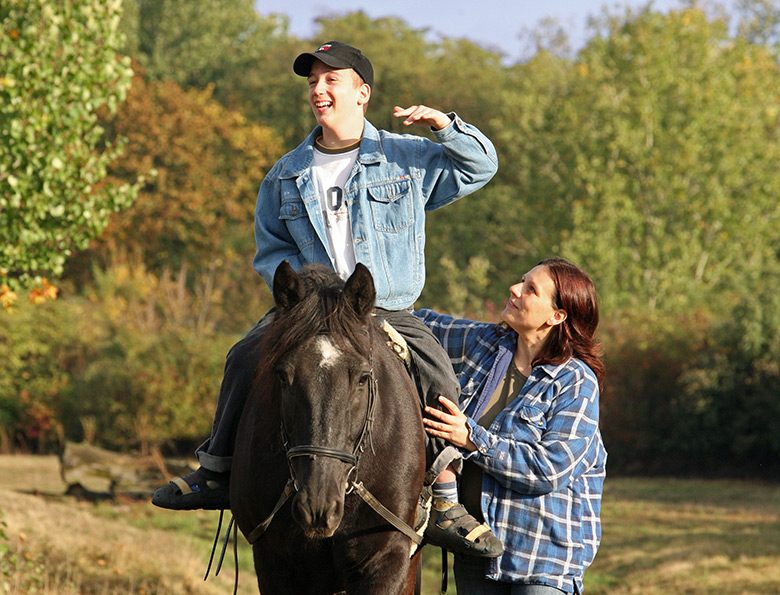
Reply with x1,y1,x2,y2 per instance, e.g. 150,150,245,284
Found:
587,477,780,594
0,455,252,594
0,488,255,594
0,454,65,494
2,456,780,594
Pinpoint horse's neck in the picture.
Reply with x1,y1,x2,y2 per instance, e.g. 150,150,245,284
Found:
371,343,422,436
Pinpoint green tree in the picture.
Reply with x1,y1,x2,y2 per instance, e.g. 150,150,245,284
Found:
119,0,308,146
0,0,137,296
60,260,233,454
421,47,575,306
736,0,780,57
562,8,780,315
480,7,780,316
88,71,282,275
62,71,284,332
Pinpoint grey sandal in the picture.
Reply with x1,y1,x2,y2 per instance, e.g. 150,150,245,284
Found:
424,503,503,557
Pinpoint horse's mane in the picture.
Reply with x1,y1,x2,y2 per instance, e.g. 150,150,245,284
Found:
257,265,373,380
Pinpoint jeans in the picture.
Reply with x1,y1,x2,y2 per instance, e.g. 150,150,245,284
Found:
196,308,461,475
454,555,569,595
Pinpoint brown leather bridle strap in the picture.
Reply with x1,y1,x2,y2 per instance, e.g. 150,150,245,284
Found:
350,481,423,546
246,479,296,544
247,477,424,549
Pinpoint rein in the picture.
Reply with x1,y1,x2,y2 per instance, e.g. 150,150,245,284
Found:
246,324,423,548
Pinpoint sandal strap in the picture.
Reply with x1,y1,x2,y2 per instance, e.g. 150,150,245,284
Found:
464,523,492,543
172,476,193,495
439,505,460,520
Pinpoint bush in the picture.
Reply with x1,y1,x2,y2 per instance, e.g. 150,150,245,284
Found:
601,293,780,479
0,259,241,455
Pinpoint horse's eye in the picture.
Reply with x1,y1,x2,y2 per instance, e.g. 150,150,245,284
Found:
275,366,292,386
357,373,371,387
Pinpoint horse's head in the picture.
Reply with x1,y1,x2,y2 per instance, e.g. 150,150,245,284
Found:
269,262,376,538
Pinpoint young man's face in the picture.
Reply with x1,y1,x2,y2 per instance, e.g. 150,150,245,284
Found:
307,60,370,129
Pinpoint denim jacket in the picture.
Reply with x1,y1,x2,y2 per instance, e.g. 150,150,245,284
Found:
253,115,498,310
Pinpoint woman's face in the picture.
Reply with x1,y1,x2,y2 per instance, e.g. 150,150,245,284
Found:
501,265,563,334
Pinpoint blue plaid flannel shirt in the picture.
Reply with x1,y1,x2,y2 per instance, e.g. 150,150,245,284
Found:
415,308,607,594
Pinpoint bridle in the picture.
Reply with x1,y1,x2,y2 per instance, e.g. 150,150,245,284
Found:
282,333,377,494
246,324,425,548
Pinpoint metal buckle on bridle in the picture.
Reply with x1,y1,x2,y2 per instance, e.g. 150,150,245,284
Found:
344,465,358,494
281,428,300,492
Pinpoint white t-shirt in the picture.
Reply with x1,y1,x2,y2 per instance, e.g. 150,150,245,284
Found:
311,141,359,279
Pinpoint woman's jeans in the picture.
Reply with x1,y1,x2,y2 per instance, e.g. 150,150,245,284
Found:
455,555,569,594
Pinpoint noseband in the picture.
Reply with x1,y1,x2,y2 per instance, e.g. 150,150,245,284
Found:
246,325,424,548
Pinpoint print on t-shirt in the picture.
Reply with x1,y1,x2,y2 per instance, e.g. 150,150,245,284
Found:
311,143,359,278
326,186,343,212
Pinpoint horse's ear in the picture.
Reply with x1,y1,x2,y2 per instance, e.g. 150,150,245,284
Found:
344,263,375,318
273,261,305,312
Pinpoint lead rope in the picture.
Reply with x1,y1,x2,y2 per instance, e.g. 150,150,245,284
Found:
203,509,224,580
440,547,448,593
204,511,239,595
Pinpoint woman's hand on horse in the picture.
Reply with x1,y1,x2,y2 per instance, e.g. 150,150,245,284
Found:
423,396,477,452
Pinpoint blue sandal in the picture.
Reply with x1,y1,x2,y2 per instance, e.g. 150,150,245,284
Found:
151,468,230,510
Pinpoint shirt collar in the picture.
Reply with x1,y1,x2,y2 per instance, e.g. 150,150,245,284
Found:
280,118,385,178
499,328,570,379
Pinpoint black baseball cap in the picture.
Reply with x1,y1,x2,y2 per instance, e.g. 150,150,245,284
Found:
293,41,374,87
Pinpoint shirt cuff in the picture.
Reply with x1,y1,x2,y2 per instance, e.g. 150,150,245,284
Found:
431,112,460,139
462,417,491,459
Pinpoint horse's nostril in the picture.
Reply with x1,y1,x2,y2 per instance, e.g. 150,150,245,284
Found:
325,499,342,528
292,490,343,535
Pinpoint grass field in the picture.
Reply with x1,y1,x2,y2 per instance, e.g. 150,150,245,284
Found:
1,455,779,594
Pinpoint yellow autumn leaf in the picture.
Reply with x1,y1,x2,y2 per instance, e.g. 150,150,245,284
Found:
0,285,18,310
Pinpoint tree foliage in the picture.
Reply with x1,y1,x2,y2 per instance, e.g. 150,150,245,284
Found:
0,0,137,294
0,261,235,455
561,8,780,315
4,3,780,475
89,71,282,276
472,8,780,317
119,0,308,146
736,0,780,56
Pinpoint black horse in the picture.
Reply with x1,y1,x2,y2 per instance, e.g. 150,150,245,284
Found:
231,262,427,595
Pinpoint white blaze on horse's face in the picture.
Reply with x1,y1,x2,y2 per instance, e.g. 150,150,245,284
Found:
315,336,342,368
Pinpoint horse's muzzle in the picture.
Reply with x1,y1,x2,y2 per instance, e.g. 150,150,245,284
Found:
292,487,345,538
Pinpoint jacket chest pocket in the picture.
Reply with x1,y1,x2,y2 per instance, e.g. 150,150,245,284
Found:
279,195,314,250
518,404,546,429
367,179,414,232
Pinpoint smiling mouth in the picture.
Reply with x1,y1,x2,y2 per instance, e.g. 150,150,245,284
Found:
314,100,333,110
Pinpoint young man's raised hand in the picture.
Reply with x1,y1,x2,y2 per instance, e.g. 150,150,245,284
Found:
393,105,451,130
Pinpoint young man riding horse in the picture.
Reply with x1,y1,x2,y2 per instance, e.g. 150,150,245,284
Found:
152,40,501,557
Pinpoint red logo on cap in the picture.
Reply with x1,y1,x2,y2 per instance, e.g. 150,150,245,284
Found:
318,44,332,52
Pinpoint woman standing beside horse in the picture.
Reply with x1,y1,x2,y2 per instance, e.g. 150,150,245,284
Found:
417,258,606,594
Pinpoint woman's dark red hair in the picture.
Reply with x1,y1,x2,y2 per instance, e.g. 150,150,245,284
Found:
532,258,605,390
